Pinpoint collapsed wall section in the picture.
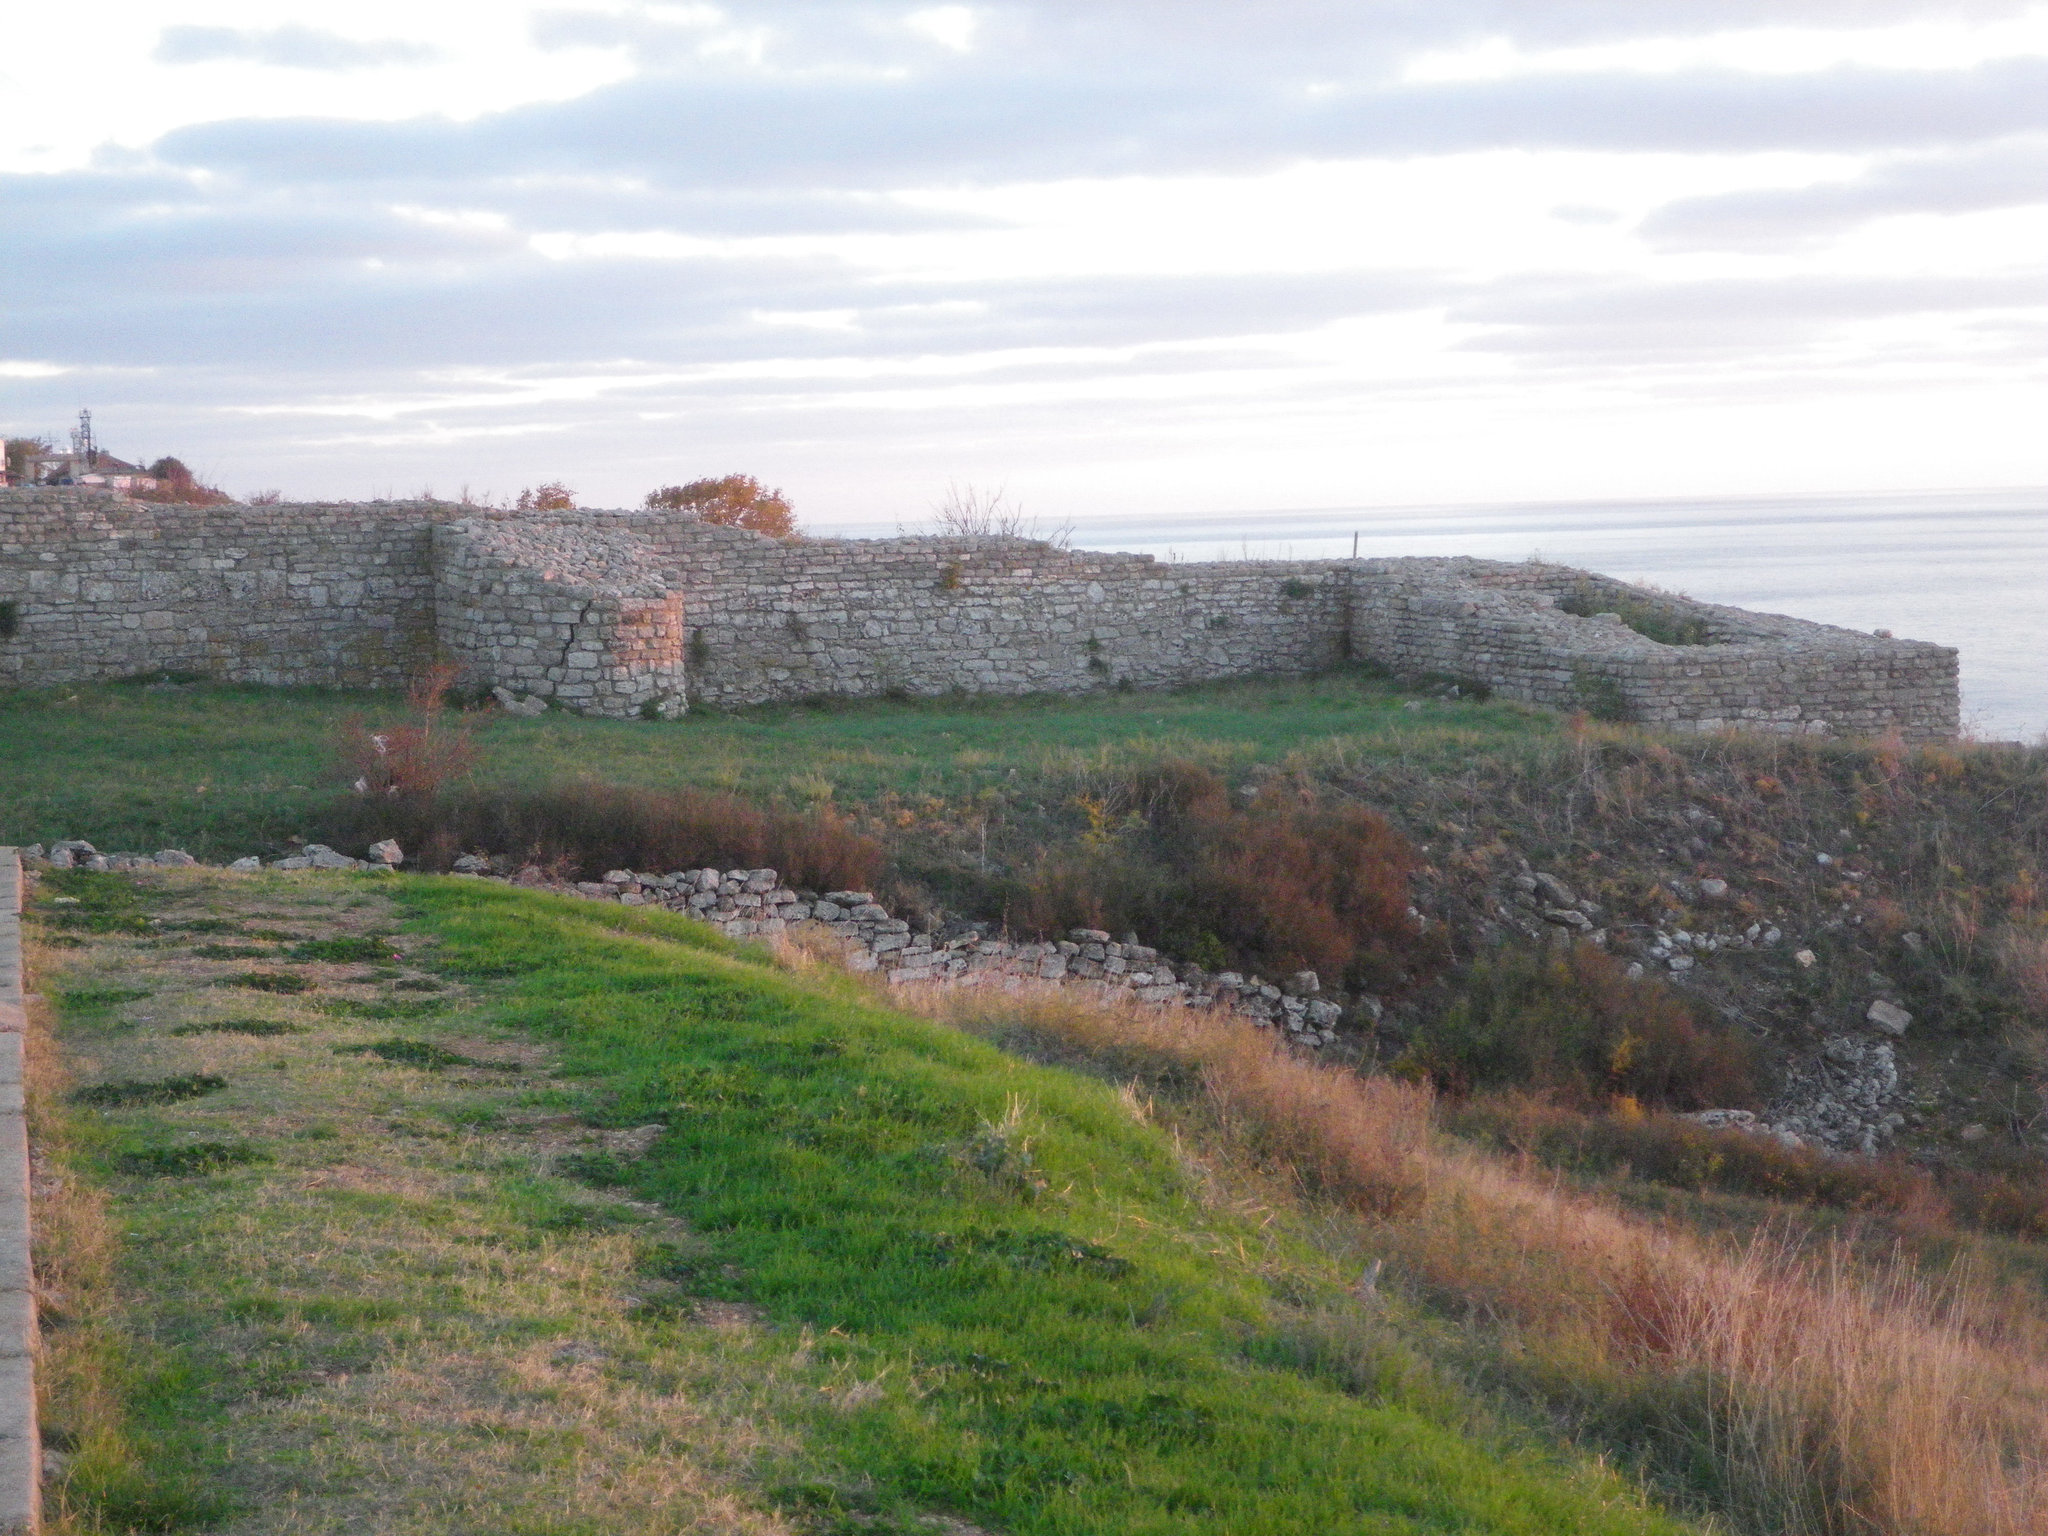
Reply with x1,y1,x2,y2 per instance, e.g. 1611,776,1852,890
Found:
433,518,687,718
0,488,439,689
1351,558,1959,741
629,516,1356,705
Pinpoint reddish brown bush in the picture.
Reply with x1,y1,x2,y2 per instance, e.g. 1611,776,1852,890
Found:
1451,1091,2048,1243
1398,942,1759,1110
321,780,882,893
133,455,233,506
1453,1092,1935,1210
334,666,480,804
1016,762,1440,989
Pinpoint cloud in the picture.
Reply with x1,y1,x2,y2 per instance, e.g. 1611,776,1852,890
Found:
153,24,440,71
0,152,1452,372
1453,272,2048,361
9,1,2048,509
1639,133,2048,247
145,50,2048,204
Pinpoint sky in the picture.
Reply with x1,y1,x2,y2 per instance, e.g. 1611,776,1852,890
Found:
3,1,2046,522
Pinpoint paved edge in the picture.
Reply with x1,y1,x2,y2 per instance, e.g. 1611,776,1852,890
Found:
0,850,40,1534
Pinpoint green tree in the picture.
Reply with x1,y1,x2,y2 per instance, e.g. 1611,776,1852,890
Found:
645,474,798,539
4,437,51,483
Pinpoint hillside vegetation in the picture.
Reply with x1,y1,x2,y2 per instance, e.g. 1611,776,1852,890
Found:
29,866,1701,1535
9,669,2048,1533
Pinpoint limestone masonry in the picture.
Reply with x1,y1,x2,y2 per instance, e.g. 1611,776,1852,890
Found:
1,487,1960,739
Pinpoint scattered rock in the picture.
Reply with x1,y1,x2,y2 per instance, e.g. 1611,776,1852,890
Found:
1795,949,1817,968
228,855,261,872
367,839,404,866
1959,1123,1989,1144
1865,998,1913,1036
1687,1108,1758,1131
1532,871,1577,907
153,848,198,868
492,685,549,718
1772,1036,1900,1154
1697,877,1730,903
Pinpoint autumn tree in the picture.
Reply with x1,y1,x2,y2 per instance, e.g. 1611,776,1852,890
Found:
645,475,798,539
514,481,576,511
138,456,233,505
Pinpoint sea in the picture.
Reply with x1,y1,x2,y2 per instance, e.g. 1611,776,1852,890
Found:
835,488,2044,743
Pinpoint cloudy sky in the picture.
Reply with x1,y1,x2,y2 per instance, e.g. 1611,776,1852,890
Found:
4,1,2045,521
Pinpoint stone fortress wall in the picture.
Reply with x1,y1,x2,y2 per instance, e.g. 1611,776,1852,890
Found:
1,487,1960,740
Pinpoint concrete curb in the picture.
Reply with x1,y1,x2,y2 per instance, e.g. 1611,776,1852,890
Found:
0,850,39,1534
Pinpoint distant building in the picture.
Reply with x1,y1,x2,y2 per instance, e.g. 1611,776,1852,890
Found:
8,410,158,491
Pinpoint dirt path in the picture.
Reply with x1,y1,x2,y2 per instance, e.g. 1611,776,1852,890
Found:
28,868,799,1536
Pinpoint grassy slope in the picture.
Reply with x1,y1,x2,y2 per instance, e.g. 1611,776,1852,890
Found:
0,673,1551,859
411,880,1687,1535
32,868,1695,1536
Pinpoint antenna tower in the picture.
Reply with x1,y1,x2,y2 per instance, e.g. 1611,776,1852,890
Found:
70,408,97,466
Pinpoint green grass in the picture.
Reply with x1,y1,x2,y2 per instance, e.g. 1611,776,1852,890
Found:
0,672,1554,859
34,870,1699,1533
382,877,1696,1535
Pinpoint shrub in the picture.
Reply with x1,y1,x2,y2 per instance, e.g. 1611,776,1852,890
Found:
645,475,797,538
317,780,883,892
919,482,1069,547
1018,763,1442,990
1450,1092,2048,1243
1571,667,1633,723
335,664,479,804
134,457,233,506
1558,580,1713,646
1451,1094,1930,1209
1397,943,1759,1110
513,481,576,511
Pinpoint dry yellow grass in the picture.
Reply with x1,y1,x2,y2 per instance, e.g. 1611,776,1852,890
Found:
897,978,2048,1536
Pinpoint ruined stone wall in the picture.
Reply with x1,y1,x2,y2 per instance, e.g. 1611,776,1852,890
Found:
0,488,440,689
433,519,687,718
0,490,1960,741
1350,557,1958,741
628,515,1356,706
